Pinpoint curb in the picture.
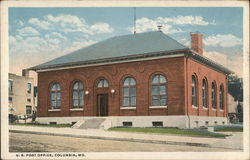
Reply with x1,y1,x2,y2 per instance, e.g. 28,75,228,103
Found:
10,129,210,148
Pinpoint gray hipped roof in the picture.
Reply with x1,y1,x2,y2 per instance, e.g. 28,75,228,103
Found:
30,31,232,74
30,31,188,70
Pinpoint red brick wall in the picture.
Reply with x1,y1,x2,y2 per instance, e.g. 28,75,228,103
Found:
37,56,227,118
37,57,186,117
186,58,228,117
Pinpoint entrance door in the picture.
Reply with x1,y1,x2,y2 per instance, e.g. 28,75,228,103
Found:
97,94,108,116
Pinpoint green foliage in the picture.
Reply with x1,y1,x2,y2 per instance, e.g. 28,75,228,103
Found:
213,125,243,132
108,127,229,138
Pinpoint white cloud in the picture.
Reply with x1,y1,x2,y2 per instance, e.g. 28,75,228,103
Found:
203,50,243,76
28,14,114,35
44,32,67,41
156,16,214,26
17,26,40,37
177,38,190,47
90,23,113,34
46,14,84,27
62,40,97,54
29,18,51,30
203,34,242,47
17,20,24,27
129,15,214,34
129,17,183,34
9,36,17,45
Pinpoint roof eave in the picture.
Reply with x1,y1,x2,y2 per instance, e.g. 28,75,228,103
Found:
187,49,233,75
29,48,189,71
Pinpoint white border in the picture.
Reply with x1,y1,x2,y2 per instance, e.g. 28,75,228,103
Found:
1,1,249,160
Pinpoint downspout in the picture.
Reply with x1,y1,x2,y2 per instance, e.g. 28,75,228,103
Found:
186,54,191,128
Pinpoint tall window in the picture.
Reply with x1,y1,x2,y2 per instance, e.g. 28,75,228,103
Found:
50,83,61,109
9,80,13,93
97,79,109,88
192,75,197,107
27,83,32,93
122,77,136,107
151,74,167,106
219,85,224,110
212,82,217,109
202,79,208,108
72,81,84,109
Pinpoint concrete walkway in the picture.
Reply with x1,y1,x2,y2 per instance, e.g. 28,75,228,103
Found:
9,125,242,151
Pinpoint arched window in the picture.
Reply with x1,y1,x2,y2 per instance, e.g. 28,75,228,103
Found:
122,77,136,107
192,75,197,107
97,79,109,88
72,81,84,109
202,78,208,108
219,85,224,110
50,83,61,109
151,74,167,106
212,82,217,109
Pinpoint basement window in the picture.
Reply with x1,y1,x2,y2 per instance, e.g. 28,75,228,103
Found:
152,121,163,127
123,122,132,127
49,122,57,125
222,121,225,125
214,121,218,125
195,121,199,128
205,121,209,126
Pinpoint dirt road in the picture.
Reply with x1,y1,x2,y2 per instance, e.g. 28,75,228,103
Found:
9,133,240,152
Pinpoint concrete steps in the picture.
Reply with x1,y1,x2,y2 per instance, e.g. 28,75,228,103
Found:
72,118,107,129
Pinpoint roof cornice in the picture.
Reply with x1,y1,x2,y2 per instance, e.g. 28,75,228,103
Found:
29,48,233,75
187,50,233,75
29,49,189,72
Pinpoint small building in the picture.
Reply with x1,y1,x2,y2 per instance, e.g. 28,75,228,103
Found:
30,31,232,128
8,70,35,119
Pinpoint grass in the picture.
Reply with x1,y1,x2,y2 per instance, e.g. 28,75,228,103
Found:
11,123,72,128
108,127,229,138
213,125,243,132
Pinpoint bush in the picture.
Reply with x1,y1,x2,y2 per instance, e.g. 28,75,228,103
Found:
213,124,243,132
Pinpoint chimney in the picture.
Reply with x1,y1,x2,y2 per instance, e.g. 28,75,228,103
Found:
22,69,30,77
191,32,203,55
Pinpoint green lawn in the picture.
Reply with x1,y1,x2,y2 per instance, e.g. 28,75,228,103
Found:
213,125,243,132
11,123,72,128
108,127,229,138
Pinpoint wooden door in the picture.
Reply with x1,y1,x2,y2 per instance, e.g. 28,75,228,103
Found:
97,94,108,116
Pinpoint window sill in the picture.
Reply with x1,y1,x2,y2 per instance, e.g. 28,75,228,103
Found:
220,109,224,112
203,107,208,110
70,108,84,111
120,107,136,110
192,105,198,109
149,106,167,109
212,108,217,111
48,109,61,112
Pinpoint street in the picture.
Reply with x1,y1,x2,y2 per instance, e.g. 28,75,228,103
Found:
9,133,241,152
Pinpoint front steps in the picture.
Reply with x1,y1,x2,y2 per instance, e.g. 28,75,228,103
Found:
72,118,109,130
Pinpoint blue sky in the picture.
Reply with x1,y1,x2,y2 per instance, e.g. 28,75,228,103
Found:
9,7,243,78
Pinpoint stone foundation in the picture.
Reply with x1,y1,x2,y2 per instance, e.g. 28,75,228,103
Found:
36,115,228,129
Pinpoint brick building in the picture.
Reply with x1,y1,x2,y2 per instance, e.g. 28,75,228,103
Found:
30,31,232,128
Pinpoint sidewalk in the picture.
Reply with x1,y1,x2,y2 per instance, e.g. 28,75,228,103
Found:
9,125,242,150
